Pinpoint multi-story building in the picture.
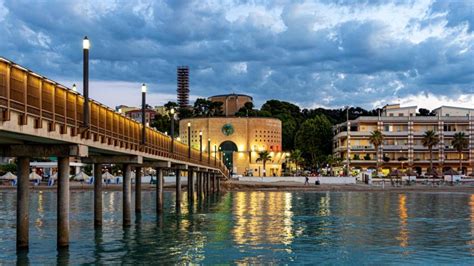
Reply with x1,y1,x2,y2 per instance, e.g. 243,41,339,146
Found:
333,104,474,175
124,109,157,125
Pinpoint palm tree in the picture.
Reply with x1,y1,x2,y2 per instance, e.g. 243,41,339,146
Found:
422,130,440,171
369,130,384,176
290,149,304,173
256,151,272,177
452,132,468,174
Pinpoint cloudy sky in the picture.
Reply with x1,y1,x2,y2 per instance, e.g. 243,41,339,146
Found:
1,0,473,110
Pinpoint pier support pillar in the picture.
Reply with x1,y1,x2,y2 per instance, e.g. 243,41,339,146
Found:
204,172,209,195
135,167,142,214
176,169,181,210
94,163,102,227
16,157,30,250
217,177,221,192
156,168,163,214
211,173,216,193
57,156,70,248
123,164,132,226
188,170,194,202
196,172,201,197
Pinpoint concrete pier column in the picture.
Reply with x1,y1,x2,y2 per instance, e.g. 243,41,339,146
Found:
217,177,221,192
16,157,30,250
196,172,201,197
135,167,142,214
188,170,194,201
94,163,102,227
123,164,132,226
176,169,181,210
211,173,215,193
57,156,70,248
156,168,163,214
204,173,209,195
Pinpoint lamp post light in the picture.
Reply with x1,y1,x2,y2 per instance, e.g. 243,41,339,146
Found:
208,138,211,164
170,108,175,152
214,144,217,166
346,105,350,176
72,84,77,92
141,83,147,145
83,36,90,131
187,122,191,158
199,131,203,161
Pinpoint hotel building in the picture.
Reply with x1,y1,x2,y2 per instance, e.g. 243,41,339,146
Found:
333,104,474,175
179,94,285,176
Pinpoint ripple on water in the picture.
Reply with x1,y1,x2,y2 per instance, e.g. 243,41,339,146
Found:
0,191,473,264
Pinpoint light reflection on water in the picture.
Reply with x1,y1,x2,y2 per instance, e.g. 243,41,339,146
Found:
0,191,473,264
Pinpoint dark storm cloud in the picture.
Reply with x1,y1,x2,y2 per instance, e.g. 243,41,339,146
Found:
0,0,472,109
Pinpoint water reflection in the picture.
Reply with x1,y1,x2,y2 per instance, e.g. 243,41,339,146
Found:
0,191,472,264
397,194,409,248
233,192,294,246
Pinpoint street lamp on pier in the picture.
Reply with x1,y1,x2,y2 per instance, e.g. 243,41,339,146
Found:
83,36,90,131
199,131,203,161
187,122,191,158
72,84,77,92
141,83,147,145
208,138,211,164
170,108,175,153
214,144,217,166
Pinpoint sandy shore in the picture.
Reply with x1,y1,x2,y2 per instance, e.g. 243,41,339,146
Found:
1,180,474,193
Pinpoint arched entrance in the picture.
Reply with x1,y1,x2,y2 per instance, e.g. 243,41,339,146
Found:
219,141,238,172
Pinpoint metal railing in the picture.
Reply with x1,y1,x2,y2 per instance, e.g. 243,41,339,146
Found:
0,57,229,177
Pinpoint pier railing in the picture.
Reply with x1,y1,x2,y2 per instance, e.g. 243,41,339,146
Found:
0,57,229,177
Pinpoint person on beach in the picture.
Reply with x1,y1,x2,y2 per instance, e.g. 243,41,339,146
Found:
304,176,309,185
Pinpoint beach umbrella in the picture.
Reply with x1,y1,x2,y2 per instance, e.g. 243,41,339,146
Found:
405,169,418,177
29,171,42,181
50,173,58,180
0,172,17,180
73,171,91,181
388,169,403,177
102,171,115,180
425,168,442,177
443,169,459,176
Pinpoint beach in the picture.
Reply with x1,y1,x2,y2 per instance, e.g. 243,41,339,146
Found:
1,180,474,193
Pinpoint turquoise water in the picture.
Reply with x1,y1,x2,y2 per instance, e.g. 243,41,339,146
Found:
0,190,473,264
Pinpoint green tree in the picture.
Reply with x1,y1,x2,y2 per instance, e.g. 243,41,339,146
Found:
164,101,178,112
178,107,193,119
289,149,304,173
452,132,468,173
369,130,384,176
0,163,17,175
256,151,272,177
294,115,333,167
422,130,440,171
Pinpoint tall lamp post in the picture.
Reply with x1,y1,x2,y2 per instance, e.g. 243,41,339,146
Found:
170,108,175,153
83,36,90,131
141,83,147,145
199,131,203,161
208,138,211,164
346,105,350,176
214,144,217,166
187,122,191,158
